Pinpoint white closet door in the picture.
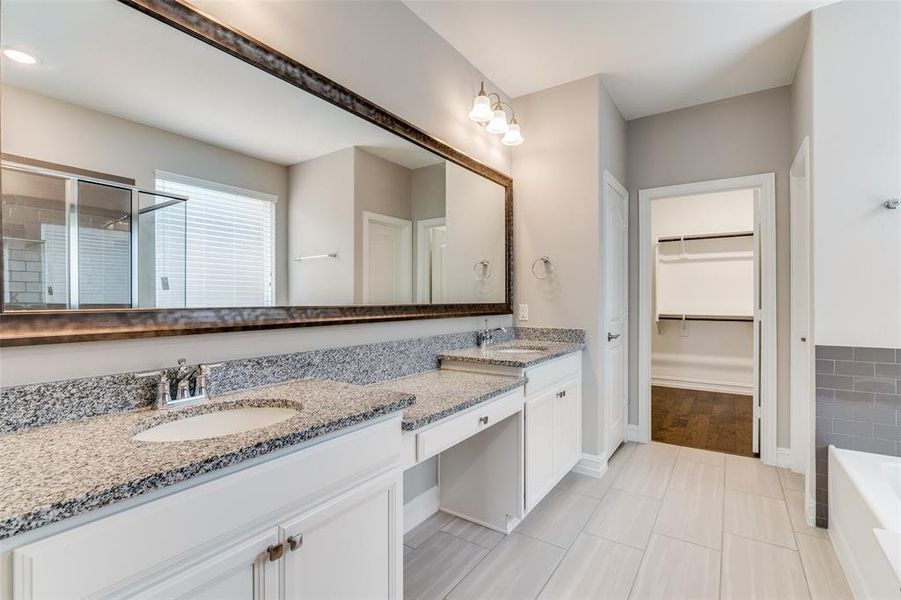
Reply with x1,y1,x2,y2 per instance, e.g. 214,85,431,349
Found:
604,174,629,455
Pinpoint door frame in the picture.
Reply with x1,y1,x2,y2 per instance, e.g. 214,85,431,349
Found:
602,170,629,456
415,217,446,303
361,211,412,304
637,173,777,465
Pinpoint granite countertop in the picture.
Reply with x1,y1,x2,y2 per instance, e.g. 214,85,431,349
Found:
438,340,583,368
0,379,413,541
368,369,526,431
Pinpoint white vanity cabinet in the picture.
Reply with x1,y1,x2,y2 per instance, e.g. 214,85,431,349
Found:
7,417,403,600
524,355,582,511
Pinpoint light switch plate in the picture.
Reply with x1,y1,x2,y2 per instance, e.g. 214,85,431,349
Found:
519,304,529,321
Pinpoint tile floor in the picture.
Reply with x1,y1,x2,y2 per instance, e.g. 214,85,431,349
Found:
403,441,853,600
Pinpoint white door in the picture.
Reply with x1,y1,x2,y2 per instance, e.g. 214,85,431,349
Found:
603,173,629,455
135,529,280,600
790,140,811,473
415,217,446,303
752,193,762,454
282,482,397,599
363,211,412,304
525,389,557,511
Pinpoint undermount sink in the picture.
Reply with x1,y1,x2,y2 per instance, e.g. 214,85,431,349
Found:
133,405,299,443
490,343,549,354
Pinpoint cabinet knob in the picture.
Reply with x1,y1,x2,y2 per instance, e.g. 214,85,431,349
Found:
479,416,489,425
287,534,303,551
266,543,285,562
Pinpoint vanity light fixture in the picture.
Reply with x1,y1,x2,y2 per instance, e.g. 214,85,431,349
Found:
468,81,523,145
2,48,39,65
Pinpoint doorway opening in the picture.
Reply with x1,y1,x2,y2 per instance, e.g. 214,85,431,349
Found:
638,174,777,462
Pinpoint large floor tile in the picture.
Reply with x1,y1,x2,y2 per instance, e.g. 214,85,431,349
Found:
784,489,828,539
404,531,488,600
724,489,796,549
630,441,680,466
777,467,805,492
725,455,783,498
796,533,853,600
556,469,615,499
608,441,638,472
404,510,455,548
654,489,723,550
447,533,565,600
668,460,725,499
721,533,809,599
441,516,506,549
538,533,642,600
629,533,720,599
517,488,599,548
613,458,673,498
584,488,661,550
678,446,726,467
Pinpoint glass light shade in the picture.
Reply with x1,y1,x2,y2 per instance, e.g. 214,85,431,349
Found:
502,123,524,146
468,94,493,123
486,109,509,134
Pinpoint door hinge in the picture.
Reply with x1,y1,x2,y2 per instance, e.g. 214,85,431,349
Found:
266,542,285,562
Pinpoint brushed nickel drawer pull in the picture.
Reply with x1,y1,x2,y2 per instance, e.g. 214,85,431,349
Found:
287,534,303,551
479,416,489,425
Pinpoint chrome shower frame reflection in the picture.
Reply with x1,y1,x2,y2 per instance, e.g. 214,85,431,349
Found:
1,160,188,310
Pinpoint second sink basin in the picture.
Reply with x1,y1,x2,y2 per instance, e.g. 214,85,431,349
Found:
133,405,299,442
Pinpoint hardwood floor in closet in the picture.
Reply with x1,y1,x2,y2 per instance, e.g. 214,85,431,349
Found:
651,386,754,457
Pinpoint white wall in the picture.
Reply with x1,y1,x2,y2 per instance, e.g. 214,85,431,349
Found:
651,190,755,393
809,0,901,348
627,86,793,446
1,85,291,304
444,162,506,303
0,1,514,388
288,148,355,305
512,75,627,459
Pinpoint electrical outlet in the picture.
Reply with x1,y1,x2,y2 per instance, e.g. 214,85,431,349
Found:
519,304,529,321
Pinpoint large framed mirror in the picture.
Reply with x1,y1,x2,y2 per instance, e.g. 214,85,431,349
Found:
0,0,512,345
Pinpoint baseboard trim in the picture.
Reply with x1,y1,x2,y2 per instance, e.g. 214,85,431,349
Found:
776,447,793,469
624,424,640,442
573,452,608,478
651,375,753,396
403,485,438,534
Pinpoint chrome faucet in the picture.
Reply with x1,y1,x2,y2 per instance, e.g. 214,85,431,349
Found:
136,358,222,410
477,319,507,348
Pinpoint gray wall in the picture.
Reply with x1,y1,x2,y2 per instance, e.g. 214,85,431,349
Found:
626,86,794,448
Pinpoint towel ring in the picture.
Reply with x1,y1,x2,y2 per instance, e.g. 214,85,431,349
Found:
473,259,491,281
531,256,553,280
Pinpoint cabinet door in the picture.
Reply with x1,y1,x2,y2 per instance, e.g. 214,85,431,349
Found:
132,528,280,600
554,378,582,478
525,389,557,511
282,478,399,600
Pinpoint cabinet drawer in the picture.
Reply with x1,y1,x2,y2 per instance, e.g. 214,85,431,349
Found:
525,353,581,395
417,388,524,462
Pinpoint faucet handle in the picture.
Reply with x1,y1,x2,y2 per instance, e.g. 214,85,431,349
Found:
195,362,224,397
135,370,172,408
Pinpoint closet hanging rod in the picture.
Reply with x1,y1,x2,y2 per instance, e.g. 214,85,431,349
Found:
657,231,753,243
658,313,754,323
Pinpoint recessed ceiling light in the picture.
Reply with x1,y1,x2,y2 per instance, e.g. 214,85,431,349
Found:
2,49,39,65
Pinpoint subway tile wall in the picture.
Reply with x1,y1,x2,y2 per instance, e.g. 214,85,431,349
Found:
815,345,901,527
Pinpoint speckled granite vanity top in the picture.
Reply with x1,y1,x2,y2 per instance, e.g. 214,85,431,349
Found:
0,379,413,540
438,340,583,368
368,369,526,431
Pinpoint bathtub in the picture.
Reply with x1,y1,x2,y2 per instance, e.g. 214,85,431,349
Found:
829,446,901,599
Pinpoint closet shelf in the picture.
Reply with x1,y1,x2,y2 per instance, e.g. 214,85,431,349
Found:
657,230,753,243
657,313,753,323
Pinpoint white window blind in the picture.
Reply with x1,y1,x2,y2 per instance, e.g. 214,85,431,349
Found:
155,171,276,308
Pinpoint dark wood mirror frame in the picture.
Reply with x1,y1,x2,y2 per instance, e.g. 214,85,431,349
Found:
0,0,513,347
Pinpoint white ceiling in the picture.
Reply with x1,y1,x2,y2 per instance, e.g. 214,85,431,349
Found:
1,1,440,169
405,0,835,120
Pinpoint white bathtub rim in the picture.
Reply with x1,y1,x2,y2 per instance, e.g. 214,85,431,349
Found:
829,446,901,532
